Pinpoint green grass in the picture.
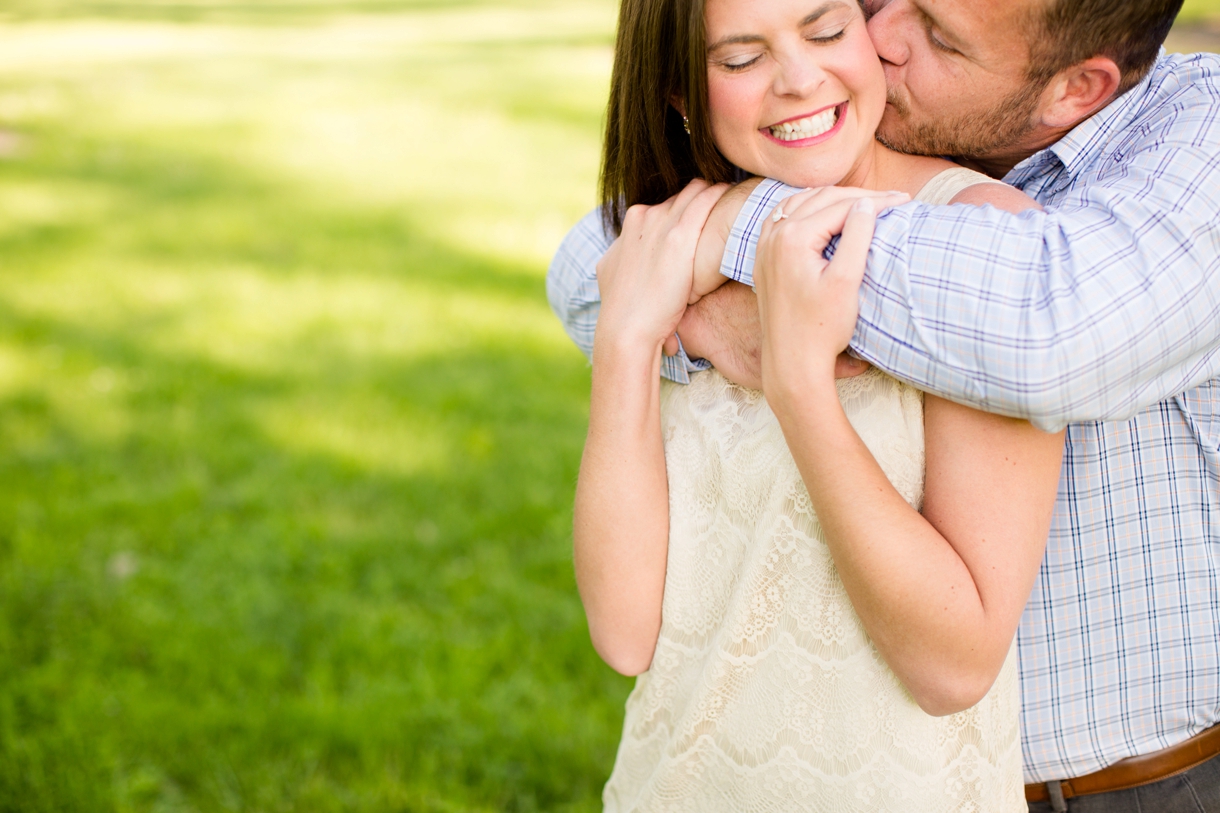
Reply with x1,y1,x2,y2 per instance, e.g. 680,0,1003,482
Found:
0,2,627,810
2,1,1213,811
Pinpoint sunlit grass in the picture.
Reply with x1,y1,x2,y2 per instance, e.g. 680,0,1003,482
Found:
2,1,1213,811
0,2,623,811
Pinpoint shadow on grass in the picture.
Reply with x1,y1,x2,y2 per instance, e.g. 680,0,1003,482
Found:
0,107,622,813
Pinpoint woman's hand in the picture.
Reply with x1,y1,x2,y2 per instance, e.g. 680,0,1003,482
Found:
754,187,907,400
595,180,730,357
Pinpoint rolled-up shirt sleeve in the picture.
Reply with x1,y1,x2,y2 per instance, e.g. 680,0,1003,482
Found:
720,146,1220,430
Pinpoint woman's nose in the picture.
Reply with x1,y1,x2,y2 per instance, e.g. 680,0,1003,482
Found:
867,0,911,67
772,58,825,99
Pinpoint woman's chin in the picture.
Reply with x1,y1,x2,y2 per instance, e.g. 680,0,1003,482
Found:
758,161,848,190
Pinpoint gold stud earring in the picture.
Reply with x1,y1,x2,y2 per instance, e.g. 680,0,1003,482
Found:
682,116,690,135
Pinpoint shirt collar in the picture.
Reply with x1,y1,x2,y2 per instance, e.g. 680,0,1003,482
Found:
1004,53,1161,187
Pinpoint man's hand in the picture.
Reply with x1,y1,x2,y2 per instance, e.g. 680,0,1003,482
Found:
674,281,871,389
677,281,763,389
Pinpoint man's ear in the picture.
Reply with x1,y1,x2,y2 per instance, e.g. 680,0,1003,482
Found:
1038,57,1122,130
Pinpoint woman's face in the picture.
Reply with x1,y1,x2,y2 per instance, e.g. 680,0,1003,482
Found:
703,0,886,188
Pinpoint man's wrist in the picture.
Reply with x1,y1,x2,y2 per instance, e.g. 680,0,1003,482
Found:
719,179,805,287
674,304,715,364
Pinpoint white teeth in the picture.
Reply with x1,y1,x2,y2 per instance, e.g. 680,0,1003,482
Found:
769,107,839,141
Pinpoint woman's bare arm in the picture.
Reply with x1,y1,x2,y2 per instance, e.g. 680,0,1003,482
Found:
773,385,1063,714
573,181,728,676
575,335,669,676
755,192,1063,715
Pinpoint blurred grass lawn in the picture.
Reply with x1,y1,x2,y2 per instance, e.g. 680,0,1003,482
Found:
0,1,1216,812
0,0,628,811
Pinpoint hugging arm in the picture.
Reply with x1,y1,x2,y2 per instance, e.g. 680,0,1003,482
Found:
547,183,894,389
723,142,1220,429
784,389,1064,714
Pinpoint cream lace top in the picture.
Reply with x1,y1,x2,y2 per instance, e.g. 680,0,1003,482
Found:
602,168,1024,813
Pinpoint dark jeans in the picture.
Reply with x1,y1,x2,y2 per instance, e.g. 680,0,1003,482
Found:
1027,753,1220,813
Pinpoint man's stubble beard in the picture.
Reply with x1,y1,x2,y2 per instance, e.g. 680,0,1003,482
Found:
877,80,1043,162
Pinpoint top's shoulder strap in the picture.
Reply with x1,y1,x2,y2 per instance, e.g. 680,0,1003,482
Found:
914,166,1007,205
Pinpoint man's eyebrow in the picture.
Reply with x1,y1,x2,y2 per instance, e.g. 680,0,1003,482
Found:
707,1,843,51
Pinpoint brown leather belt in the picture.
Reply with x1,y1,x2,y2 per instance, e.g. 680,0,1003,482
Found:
1026,723,1220,804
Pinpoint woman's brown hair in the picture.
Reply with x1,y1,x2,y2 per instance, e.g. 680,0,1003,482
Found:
599,0,742,234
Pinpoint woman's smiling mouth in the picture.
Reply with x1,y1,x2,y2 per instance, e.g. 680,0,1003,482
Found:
764,103,847,144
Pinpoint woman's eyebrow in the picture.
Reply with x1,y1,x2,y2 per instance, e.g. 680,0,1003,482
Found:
707,1,842,51
799,2,843,28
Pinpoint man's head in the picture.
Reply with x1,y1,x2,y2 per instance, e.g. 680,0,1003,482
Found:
868,0,1185,174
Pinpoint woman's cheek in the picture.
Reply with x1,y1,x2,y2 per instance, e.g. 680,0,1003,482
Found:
707,73,764,169
845,37,888,126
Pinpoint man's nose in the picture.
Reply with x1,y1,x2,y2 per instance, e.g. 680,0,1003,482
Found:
867,0,911,66
863,0,895,18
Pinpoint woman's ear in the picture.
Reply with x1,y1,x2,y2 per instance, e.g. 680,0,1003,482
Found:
1038,57,1122,130
670,96,687,118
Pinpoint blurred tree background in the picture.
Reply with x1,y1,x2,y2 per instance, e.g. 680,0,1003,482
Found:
0,1,1215,811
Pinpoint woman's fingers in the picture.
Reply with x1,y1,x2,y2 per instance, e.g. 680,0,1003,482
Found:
677,182,731,231
781,188,908,224
595,179,731,352
752,192,885,386
826,196,879,289
760,191,904,273
660,178,715,218
759,198,860,267
772,186,908,222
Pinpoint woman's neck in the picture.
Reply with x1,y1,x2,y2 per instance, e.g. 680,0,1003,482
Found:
837,140,952,198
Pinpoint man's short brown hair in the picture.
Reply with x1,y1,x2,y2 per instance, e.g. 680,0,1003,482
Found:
1028,0,1185,92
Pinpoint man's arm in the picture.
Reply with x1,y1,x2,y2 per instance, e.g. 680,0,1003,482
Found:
721,149,1220,430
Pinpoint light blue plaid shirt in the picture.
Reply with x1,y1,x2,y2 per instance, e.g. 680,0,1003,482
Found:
547,52,1220,782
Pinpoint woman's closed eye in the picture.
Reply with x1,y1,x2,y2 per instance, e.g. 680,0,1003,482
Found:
714,50,765,71
805,27,846,44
